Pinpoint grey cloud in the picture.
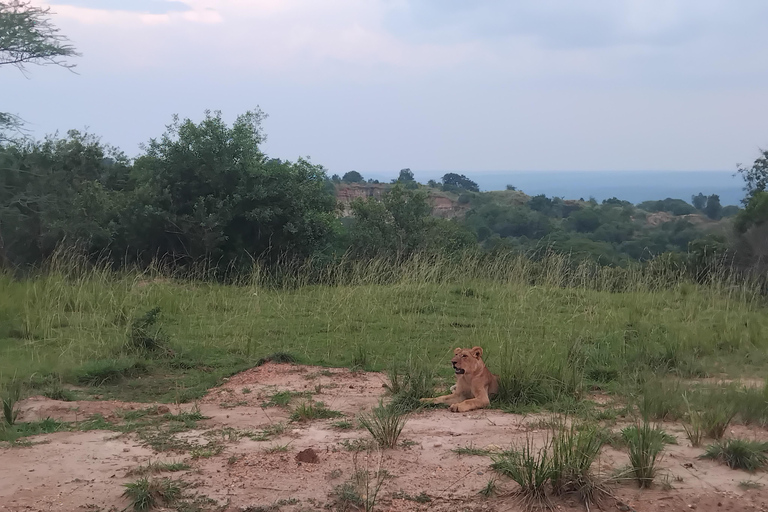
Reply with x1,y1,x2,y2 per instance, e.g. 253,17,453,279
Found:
389,0,768,49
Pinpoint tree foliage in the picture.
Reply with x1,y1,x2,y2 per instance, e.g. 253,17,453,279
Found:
0,110,339,271
0,0,78,70
342,170,364,183
737,149,768,204
441,173,479,193
349,184,474,257
692,193,707,210
1,0,79,140
130,110,337,268
703,194,722,220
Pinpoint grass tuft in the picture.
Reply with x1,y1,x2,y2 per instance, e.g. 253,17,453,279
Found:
2,381,21,426
357,400,408,449
550,420,604,503
452,443,492,456
256,352,297,367
626,418,665,488
290,401,343,422
491,437,552,501
122,477,184,511
703,439,768,471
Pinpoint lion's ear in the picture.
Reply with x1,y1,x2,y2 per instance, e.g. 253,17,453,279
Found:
471,346,483,358
454,347,463,355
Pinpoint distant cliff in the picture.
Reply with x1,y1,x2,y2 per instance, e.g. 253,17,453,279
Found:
334,184,469,218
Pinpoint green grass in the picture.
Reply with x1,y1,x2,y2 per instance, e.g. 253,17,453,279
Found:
0,254,766,418
703,439,768,471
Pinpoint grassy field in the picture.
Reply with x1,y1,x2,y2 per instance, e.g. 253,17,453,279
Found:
1,253,766,420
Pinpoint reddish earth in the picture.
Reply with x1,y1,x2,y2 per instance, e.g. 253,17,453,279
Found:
3,362,768,512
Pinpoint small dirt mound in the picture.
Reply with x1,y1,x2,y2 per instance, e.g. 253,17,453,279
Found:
295,448,319,464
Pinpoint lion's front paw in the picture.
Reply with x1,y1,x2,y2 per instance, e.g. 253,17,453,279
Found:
450,402,477,413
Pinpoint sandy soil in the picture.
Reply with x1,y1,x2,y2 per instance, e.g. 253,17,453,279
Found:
3,362,768,512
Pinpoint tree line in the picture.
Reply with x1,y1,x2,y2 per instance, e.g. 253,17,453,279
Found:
2,1,767,277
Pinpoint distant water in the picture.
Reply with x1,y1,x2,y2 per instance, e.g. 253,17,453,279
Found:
407,170,745,206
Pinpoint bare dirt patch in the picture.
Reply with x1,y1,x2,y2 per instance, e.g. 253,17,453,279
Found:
3,362,768,512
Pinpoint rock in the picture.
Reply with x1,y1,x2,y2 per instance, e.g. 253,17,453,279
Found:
157,405,170,414
296,448,319,464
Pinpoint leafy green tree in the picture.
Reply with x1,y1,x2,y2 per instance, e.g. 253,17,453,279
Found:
1,1,79,139
692,193,707,210
568,209,601,233
637,198,696,216
129,109,337,268
703,194,722,220
342,170,364,183
602,197,632,207
735,191,768,233
396,168,414,182
393,168,418,189
331,174,341,184
737,149,768,204
528,194,553,214
0,131,130,267
349,184,474,257
441,173,479,193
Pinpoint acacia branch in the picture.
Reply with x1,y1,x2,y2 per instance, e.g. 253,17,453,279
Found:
0,0,80,71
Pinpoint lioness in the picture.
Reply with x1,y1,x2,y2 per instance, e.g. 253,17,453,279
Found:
421,346,499,413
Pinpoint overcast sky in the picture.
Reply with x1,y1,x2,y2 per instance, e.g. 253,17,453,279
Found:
5,0,768,176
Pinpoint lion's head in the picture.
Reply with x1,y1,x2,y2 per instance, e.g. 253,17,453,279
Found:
450,346,485,375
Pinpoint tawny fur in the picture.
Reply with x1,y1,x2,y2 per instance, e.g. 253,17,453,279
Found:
421,346,499,413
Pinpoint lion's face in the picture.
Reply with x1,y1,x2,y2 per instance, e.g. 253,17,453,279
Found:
450,346,485,375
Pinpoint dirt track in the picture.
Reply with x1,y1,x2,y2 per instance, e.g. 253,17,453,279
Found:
2,362,768,512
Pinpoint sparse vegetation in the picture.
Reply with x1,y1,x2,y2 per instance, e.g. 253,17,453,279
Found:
452,443,493,456
123,477,184,511
478,478,498,498
290,401,343,422
125,460,190,477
